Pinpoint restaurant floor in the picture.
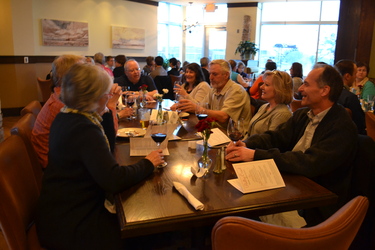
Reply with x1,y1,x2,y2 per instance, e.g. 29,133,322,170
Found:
123,226,212,250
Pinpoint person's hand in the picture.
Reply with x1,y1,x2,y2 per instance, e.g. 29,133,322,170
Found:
174,85,187,97
117,108,133,119
145,94,154,101
177,99,196,113
145,149,165,168
170,103,177,111
107,84,122,110
225,141,254,162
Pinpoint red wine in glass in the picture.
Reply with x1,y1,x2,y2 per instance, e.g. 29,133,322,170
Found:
196,113,208,120
151,133,167,144
127,101,134,107
229,131,244,142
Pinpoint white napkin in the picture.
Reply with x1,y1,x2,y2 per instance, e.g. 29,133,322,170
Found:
191,164,208,178
173,181,204,210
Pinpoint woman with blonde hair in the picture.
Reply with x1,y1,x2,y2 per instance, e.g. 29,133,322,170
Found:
248,70,293,136
36,64,164,249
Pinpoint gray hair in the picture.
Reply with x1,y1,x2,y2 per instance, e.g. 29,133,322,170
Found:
60,64,112,112
210,59,231,75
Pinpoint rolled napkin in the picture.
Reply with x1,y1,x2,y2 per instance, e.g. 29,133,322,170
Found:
173,181,204,210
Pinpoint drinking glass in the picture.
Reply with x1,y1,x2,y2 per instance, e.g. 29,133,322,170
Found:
366,95,374,111
227,118,244,145
127,95,136,120
174,81,182,102
195,102,208,120
150,120,168,168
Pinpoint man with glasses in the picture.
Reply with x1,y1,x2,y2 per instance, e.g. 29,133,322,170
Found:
226,64,358,227
114,59,158,101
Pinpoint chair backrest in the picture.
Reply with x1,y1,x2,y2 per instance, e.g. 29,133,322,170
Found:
0,135,43,250
36,77,52,103
10,113,43,190
290,99,302,112
20,100,42,118
154,75,175,100
365,111,375,141
212,196,369,250
170,74,182,85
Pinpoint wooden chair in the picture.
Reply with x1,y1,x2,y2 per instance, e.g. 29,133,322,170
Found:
36,77,52,103
10,113,43,190
170,74,182,85
290,99,303,112
0,135,44,250
212,196,369,250
20,100,42,118
365,111,375,141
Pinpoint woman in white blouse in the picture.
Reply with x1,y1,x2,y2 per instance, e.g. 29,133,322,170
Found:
247,70,293,136
170,63,211,111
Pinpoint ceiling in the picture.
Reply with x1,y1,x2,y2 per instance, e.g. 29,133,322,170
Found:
150,0,311,6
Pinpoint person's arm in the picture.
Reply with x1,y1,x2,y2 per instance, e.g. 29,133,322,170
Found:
236,74,249,88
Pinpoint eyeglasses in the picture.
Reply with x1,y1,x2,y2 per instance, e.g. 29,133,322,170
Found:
126,68,141,73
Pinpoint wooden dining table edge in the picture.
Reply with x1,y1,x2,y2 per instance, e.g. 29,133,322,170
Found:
116,191,338,239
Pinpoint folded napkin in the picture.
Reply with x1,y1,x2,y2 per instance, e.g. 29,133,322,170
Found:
190,164,208,178
173,181,204,210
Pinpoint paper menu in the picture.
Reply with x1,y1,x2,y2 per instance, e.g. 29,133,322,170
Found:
197,128,231,147
228,159,285,194
129,137,169,156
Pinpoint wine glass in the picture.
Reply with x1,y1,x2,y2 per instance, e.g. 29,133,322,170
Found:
195,102,208,120
227,118,244,145
366,95,374,111
173,81,182,102
150,120,168,168
127,95,136,120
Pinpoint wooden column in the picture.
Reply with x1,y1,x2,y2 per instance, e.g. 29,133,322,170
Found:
335,0,375,64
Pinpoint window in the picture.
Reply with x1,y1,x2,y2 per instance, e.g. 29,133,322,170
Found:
157,3,182,60
259,1,340,75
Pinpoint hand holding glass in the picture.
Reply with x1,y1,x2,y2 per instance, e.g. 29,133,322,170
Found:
195,103,208,120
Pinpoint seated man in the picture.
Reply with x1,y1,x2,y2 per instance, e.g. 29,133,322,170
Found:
114,59,158,101
334,59,366,135
149,56,167,79
32,55,128,168
167,57,180,76
200,57,210,85
226,65,358,226
178,59,251,134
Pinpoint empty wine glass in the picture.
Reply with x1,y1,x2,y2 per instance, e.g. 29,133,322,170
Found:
150,120,168,168
366,95,374,111
195,102,208,120
227,118,244,145
174,81,182,102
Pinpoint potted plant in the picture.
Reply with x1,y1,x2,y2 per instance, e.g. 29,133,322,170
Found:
235,41,259,60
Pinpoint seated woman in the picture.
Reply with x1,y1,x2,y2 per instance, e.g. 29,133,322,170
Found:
228,59,249,88
248,70,293,136
36,64,164,249
354,61,375,99
236,61,249,79
289,62,303,99
170,63,211,110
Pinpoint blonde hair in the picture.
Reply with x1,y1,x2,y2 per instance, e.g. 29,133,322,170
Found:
60,64,112,112
263,70,293,105
52,55,85,87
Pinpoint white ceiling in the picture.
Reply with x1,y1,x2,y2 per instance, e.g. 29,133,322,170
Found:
151,0,319,6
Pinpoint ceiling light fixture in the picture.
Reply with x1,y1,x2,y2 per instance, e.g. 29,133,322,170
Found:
205,3,217,12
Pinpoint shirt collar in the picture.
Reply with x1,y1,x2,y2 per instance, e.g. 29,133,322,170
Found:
307,107,331,126
214,79,234,96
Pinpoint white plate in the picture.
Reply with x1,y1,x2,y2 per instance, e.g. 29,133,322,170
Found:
117,128,146,137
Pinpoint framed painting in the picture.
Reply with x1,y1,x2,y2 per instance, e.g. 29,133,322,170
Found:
41,19,88,47
112,26,145,49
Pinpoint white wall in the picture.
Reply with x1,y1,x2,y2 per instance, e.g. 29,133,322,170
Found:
9,0,158,56
225,6,259,61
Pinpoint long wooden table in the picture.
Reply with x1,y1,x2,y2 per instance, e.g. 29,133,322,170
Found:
114,102,338,239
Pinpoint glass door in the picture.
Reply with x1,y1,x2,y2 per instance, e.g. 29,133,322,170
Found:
205,26,227,60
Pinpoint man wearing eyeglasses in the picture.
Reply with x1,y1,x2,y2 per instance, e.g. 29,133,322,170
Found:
226,64,358,227
114,59,158,101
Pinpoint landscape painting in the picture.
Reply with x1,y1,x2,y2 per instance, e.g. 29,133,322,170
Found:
42,19,88,47
112,26,145,49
